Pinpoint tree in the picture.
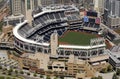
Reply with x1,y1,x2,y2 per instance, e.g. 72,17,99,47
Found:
15,70,18,74
0,66,2,69
112,73,118,79
60,76,64,79
54,77,58,79
40,75,43,78
116,68,120,76
100,68,107,73
9,68,13,72
2,71,6,74
27,72,30,76
107,65,113,72
91,77,98,79
8,70,12,75
98,76,103,79
20,70,24,74
33,73,37,77
3,68,7,71
46,76,51,79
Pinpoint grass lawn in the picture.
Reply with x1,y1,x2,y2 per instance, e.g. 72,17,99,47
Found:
0,76,4,79
6,77,11,79
59,31,98,46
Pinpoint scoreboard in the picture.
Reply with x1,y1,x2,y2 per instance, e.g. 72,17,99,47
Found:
86,11,98,17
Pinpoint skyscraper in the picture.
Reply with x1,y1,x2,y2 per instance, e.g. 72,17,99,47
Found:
10,0,22,15
104,0,120,17
93,0,105,15
40,0,72,6
10,0,40,24
104,0,120,28
115,0,120,17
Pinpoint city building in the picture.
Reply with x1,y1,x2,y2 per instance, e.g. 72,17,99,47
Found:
9,0,40,24
104,0,120,27
107,15,120,28
19,53,49,73
35,0,84,7
9,0,22,16
10,0,39,15
115,0,120,17
4,14,24,26
18,53,97,78
41,0,71,6
109,45,120,69
0,25,14,50
93,0,104,15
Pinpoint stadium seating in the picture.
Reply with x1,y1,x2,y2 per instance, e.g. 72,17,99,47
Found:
83,22,100,28
25,11,68,40
18,23,32,37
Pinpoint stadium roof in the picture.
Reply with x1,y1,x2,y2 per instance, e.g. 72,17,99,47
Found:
34,4,79,18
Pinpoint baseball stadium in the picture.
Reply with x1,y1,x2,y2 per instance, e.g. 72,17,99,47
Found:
13,5,106,59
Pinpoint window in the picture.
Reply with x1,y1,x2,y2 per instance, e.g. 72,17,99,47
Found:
27,0,31,10
54,66,58,68
48,66,52,69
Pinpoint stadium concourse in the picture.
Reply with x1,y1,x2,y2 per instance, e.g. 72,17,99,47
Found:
12,4,108,59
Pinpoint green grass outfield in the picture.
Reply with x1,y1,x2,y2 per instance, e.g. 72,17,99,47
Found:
59,31,98,46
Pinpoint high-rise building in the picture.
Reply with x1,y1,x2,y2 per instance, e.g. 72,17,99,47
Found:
10,0,22,15
93,0,104,15
104,0,120,17
115,0,120,17
21,0,35,24
103,0,120,28
9,0,40,24
40,0,72,6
